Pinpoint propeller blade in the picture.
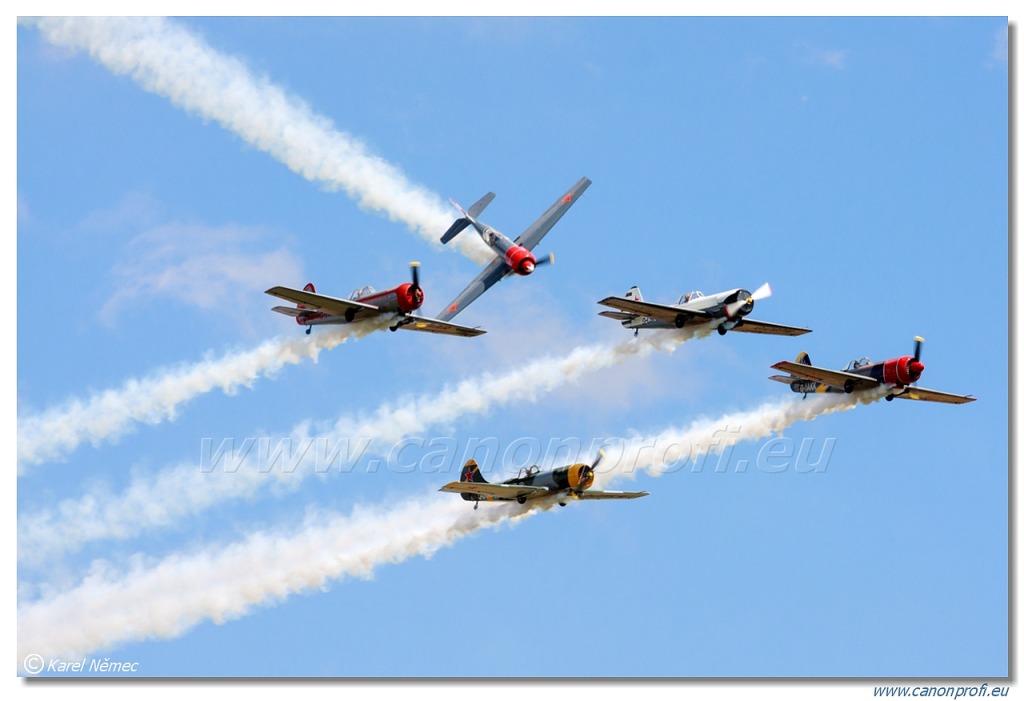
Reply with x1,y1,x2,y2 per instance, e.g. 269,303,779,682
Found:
535,252,555,267
409,261,421,290
725,282,772,319
751,282,772,302
591,448,606,473
913,336,924,363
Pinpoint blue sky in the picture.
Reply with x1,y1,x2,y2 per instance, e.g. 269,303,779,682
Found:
13,15,1009,687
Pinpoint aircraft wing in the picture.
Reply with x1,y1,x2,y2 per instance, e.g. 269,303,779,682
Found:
513,177,592,252
597,296,711,324
770,361,880,392
731,319,812,336
438,481,550,501
394,316,487,338
265,286,381,322
576,490,649,500
435,257,510,322
892,387,977,404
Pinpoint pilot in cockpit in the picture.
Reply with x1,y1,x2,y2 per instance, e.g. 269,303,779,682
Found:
844,357,871,371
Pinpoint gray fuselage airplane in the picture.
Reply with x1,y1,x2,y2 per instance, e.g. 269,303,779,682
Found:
440,452,647,509
266,262,485,337
769,337,975,404
435,177,591,321
598,283,810,337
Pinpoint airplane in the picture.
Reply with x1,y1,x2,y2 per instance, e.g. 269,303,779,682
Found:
439,451,648,509
435,177,592,321
769,337,976,404
266,262,486,337
597,282,811,337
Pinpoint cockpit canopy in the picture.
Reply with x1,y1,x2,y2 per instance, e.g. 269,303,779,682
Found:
349,285,377,300
517,465,541,478
677,290,704,304
844,357,872,371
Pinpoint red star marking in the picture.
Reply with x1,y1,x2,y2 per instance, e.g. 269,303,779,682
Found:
562,194,573,203
448,303,458,312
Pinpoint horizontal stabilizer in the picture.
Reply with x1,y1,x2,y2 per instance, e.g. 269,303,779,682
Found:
441,217,472,244
768,374,798,385
270,305,306,318
598,310,635,321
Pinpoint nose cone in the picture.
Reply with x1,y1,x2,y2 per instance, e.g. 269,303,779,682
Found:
579,465,594,490
520,260,535,274
910,360,924,377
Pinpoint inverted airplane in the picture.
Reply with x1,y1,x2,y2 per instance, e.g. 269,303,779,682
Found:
769,337,975,404
598,283,810,337
440,451,648,509
266,262,485,337
435,177,592,321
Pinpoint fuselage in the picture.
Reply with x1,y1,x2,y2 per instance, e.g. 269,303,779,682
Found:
296,282,423,327
478,225,536,276
459,462,595,503
788,355,925,395
621,288,753,331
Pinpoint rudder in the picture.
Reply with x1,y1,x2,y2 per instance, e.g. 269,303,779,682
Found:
460,459,488,484
298,283,316,310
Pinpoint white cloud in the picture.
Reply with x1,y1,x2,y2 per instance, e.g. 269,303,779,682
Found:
810,47,847,70
99,221,304,331
989,25,1008,67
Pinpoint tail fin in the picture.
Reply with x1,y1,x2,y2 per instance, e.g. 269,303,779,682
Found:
625,286,643,302
297,283,316,310
440,193,494,244
460,459,488,484
466,192,495,219
795,351,812,366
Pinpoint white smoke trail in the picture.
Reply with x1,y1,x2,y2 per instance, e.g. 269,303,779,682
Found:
24,16,493,264
18,328,703,565
592,388,890,488
16,387,884,665
17,496,550,666
17,317,392,471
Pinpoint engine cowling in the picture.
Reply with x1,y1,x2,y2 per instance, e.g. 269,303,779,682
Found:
567,463,595,492
882,356,924,387
505,246,537,275
395,282,424,313
723,289,754,319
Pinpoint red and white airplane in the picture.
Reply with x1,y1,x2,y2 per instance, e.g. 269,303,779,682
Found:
769,337,975,404
266,262,485,337
436,177,591,321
